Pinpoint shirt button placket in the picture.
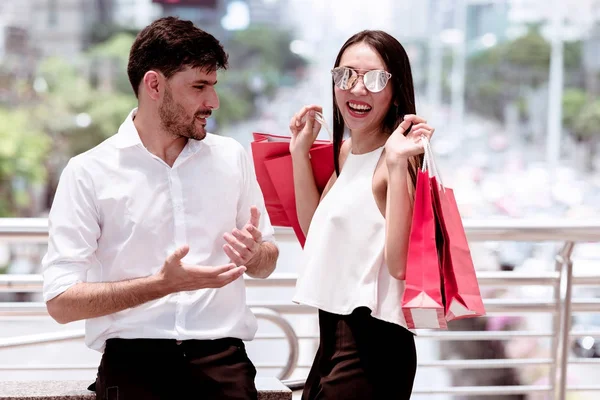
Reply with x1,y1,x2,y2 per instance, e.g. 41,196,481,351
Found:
169,168,187,333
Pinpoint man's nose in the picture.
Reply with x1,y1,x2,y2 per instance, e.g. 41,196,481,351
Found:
205,87,219,110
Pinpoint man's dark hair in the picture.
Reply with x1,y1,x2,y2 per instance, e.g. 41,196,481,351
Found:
127,17,228,97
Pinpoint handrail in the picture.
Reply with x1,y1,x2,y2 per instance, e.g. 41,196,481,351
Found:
9,298,600,315
0,310,298,381
7,271,600,292
5,272,600,292
2,218,600,398
1,218,600,242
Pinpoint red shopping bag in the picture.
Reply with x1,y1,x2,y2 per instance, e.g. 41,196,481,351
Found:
431,176,486,321
250,132,334,246
263,145,333,246
401,169,447,330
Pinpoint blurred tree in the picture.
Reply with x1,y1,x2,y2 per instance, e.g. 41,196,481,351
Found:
0,23,306,215
0,108,51,217
572,98,600,171
228,25,306,73
562,88,587,128
31,52,138,209
465,26,583,122
212,25,307,129
87,32,136,94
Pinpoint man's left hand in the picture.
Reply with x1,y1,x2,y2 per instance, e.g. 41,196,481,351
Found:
223,206,263,266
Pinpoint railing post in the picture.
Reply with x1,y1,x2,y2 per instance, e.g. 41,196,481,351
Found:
251,307,300,380
550,251,562,395
554,241,575,400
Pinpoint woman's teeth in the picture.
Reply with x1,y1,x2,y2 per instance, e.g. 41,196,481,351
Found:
348,102,372,113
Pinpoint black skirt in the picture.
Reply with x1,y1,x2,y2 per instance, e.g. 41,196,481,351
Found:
302,307,417,400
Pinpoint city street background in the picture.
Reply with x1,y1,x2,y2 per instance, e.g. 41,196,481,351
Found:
1,1,600,399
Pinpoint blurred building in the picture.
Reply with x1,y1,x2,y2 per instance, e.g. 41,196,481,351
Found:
153,0,227,37
245,0,288,27
508,0,600,40
0,0,122,64
0,0,39,78
114,0,161,29
29,0,90,59
153,0,290,40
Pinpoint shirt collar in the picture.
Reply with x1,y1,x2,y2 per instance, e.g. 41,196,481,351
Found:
114,108,208,154
184,136,206,155
114,108,143,149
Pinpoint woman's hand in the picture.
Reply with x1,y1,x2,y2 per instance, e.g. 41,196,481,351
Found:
289,104,323,156
385,114,435,166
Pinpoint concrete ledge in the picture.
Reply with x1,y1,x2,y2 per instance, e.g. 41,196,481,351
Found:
0,377,292,399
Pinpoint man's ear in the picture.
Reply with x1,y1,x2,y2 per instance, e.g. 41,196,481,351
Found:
142,71,161,101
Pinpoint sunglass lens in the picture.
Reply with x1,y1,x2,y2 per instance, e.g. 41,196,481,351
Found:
332,67,358,90
364,70,389,93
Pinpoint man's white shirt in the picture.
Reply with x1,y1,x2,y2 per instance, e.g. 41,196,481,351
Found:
42,109,276,351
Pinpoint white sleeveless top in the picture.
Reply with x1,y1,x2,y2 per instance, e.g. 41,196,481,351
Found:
293,146,409,330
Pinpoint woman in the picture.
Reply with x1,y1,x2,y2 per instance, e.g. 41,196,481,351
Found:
289,30,435,399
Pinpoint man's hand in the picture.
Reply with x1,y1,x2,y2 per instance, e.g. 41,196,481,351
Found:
157,245,246,294
223,206,263,266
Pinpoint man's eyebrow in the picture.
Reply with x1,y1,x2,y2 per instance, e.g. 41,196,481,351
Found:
191,79,217,85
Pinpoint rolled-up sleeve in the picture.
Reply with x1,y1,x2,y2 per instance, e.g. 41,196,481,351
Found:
236,146,276,245
42,159,101,302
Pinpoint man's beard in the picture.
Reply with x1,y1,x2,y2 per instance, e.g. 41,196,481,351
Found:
159,86,211,141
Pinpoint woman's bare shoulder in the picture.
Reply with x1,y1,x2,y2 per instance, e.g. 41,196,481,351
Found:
339,138,352,169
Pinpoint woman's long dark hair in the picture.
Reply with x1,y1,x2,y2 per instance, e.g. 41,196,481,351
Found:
332,30,422,192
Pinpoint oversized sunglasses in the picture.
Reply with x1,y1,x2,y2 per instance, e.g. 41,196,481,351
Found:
331,67,392,93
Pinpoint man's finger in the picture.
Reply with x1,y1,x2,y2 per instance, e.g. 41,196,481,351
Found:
249,206,261,228
218,266,246,285
223,234,250,257
223,244,244,265
246,225,262,242
207,263,238,275
232,229,254,247
168,245,189,263
223,233,248,250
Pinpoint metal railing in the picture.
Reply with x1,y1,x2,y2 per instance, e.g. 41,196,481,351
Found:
1,218,600,398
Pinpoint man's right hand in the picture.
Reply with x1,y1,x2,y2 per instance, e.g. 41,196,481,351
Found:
157,245,246,294
289,104,323,156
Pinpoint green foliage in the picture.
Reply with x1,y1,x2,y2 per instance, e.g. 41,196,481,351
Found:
465,27,583,121
228,25,306,72
573,99,600,141
561,88,600,142
562,88,588,128
504,30,550,69
0,108,51,216
212,25,307,129
0,24,307,216
87,33,136,95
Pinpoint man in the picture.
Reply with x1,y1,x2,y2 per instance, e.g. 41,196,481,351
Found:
42,17,279,400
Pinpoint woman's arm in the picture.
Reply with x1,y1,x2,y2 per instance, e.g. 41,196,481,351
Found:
382,114,435,280
384,160,413,280
292,153,322,236
293,138,351,235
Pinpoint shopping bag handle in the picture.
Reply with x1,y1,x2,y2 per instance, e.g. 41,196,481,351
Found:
314,112,334,143
421,136,444,187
